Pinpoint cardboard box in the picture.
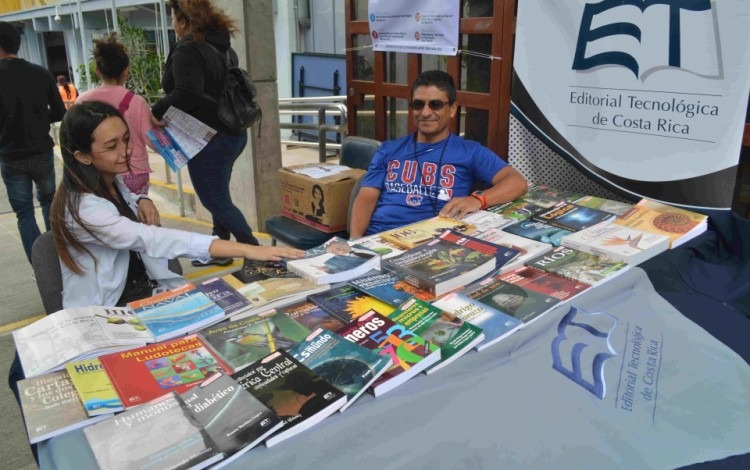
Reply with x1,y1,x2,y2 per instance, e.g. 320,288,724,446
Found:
278,163,366,233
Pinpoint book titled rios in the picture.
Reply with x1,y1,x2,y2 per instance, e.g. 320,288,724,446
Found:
382,229,513,296
526,246,628,286
232,350,347,447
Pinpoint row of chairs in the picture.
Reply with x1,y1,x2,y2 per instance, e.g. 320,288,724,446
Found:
30,136,381,315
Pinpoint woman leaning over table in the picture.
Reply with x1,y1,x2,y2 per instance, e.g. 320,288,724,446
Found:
7,102,303,451
152,0,258,267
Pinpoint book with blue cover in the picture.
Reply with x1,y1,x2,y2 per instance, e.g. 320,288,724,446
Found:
307,285,396,323
348,272,435,308
290,328,392,411
502,219,574,246
533,202,615,232
128,283,226,342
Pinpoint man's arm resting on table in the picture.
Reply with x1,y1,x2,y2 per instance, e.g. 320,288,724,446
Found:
439,166,528,219
349,187,381,239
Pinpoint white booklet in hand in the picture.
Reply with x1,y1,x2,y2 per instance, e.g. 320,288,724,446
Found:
147,106,217,171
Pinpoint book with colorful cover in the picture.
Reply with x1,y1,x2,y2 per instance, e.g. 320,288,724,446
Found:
432,291,524,351
381,230,504,296
497,266,591,304
388,298,484,374
472,228,554,273
285,237,381,285
179,373,284,467
338,310,441,396
378,215,476,249
278,300,348,333
128,283,226,342
18,370,112,444
13,306,155,378
502,219,574,246
486,199,545,221
307,285,396,324
99,334,232,408
613,198,708,248
289,328,392,412
533,202,616,232
198,309,311,372
573,195,634,217
525,246,629,286
195,276,252,317
458,276,562,325
348,272,435,308
84,392,222,470
221,272,329,321
561,221,670,265
65,358,123,416
521,183,584,209
231,349,347,448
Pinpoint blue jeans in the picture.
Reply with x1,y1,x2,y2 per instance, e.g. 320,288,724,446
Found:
0,152,56,263
187,131,259,245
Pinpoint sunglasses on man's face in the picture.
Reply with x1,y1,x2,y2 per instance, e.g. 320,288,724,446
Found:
409,99,452,111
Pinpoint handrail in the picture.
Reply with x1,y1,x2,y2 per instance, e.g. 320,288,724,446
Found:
278,101,348,163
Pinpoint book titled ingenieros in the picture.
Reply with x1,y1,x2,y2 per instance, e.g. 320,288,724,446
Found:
99,334,232,409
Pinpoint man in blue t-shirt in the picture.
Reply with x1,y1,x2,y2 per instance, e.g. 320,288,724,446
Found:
350,70,528,238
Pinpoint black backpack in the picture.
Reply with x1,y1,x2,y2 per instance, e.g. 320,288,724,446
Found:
206,43,262,135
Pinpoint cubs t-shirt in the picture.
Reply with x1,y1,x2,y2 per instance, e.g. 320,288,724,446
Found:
361,133,507,235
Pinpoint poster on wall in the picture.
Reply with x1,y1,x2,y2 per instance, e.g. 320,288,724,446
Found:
512,0,750,209
368,0,459,56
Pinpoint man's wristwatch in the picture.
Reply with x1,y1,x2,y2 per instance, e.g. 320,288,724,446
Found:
471,190,488,209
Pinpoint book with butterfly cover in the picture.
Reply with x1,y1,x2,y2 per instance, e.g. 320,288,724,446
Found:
388,298,484,374
232,349,347,447
198,308,311,372
289,328,392,412
561,221,670,265
381,229,514,296
338,310,441,396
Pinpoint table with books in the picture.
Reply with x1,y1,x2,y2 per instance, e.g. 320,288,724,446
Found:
16,185,750,469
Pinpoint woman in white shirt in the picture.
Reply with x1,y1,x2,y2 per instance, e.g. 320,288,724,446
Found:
51,100,303,308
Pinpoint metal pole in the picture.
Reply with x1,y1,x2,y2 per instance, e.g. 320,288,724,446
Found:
111,0,119,33
76,0,91,89
159,0,170,60
318,108,326,163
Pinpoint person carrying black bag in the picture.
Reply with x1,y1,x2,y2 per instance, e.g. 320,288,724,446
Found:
152,0,259,267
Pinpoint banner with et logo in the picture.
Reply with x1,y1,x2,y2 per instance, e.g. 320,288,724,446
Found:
512,0,750,209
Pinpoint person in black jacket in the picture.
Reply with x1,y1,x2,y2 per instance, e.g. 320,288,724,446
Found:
0,22,66,264
153,0,258,266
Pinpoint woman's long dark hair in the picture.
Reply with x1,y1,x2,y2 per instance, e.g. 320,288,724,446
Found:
51,101,132,274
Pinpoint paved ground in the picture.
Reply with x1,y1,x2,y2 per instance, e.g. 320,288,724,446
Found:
0,143,321,469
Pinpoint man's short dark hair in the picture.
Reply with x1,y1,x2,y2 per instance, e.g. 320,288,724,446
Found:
411,70,456,103
0,22,21,55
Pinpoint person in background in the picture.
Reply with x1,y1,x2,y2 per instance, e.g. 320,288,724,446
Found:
0,21,66,264
56,74,78,109
152,0,257,267
51,100,304,308
76,34,157,223
349,70,528,238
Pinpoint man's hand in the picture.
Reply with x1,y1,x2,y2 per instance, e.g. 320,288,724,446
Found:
137,198,161,226
439,196,482,219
